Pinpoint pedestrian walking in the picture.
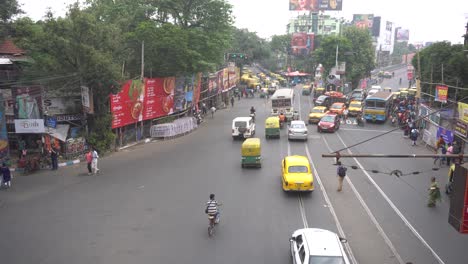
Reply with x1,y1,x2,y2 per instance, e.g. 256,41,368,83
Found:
1,163,12,189
343,108,349,121
446,143,453,166
336,162,347,192
410,128,419,146
50,147,59,170
427,177,441,207
85,149,93,175
230,96,235,107
210,106,216,118
201,102,207,116
91,147,100,174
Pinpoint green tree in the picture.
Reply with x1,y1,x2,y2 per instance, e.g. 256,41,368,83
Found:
412,41,468,99
342,27,375,88
0,0,23,37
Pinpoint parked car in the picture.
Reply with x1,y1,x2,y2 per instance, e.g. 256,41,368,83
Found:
290,228,351,264
281,155,314,192
288,120,308,141
317,114,340,133
232,117,255,140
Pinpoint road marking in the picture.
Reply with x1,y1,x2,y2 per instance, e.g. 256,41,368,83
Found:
298,195,309,228
334,132,445,264
339,128,401,134
305,144,359,264
322,136,405,264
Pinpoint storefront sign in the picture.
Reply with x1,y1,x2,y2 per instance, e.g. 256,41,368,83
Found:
458,102,468,123
43,97,81,115
436,127,454,144
46,116,57,128
14,119,45,133
455,120,468,138
435,85,448,103
55,114,81,122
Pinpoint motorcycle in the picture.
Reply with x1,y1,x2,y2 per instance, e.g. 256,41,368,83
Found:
194,110,203,125
356,116,365,127
250,112,256,122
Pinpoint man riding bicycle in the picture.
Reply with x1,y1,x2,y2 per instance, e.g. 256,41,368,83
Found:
205,194,220,223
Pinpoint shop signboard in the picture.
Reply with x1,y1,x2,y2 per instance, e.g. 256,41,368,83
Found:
43,97,81,115
458,102,468,123
14,119,45,133
46,116,57,128
455,120,468,138
435,85,448,103
56,114,81,122
436,127,454,144
12,85,43,119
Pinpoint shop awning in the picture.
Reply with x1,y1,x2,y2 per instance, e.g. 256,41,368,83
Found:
46,124,70,142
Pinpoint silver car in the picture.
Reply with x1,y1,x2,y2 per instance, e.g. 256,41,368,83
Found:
288,120,308,141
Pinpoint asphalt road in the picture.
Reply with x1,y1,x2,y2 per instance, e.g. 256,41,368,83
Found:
0,67,467,264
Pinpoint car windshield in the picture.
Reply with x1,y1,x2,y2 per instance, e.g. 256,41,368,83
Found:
321,116,335,122
309,256,345,264
291,123,305,129
311,108,324,113
235,121,247,127
331,104,341,109
350,103,361,108
316,95,327,102
288,165,308,173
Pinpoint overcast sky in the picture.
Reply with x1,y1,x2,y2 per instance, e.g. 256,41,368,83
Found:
19,0,468,44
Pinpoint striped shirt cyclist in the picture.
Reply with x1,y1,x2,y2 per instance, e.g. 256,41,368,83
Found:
206,199,219,216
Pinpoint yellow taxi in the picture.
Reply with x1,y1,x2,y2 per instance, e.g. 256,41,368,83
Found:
281,155,314,192
347,101,362,116
308,106,328,124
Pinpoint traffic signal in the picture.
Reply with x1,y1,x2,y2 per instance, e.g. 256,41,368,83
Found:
228,53,247,60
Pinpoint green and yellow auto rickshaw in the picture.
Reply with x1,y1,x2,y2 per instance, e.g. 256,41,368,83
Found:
241,138,262,168
265,116,280,139
302,85,312,95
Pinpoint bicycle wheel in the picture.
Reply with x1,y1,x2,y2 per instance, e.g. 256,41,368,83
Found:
208,225,214,237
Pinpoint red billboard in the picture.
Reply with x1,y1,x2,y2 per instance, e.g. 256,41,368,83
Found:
110,78,175,129
291,33,314,55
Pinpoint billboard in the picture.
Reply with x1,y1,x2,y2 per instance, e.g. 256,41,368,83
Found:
291,33,314,55
384,21,393,45
12,85,43,120
353,14,374,30
372,16,381,37
289,0,343,11
396,28,409,41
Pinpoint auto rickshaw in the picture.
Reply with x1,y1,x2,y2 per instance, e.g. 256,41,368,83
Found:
408,88,417,98
265,116,280,139
241,138,262,168
383,87,392,93
399,90,409,99
302,85,312,95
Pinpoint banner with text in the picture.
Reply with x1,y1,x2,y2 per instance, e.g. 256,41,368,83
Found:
435,85,448,103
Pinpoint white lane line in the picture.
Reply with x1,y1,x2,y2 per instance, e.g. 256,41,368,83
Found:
334,132,445,264
322,136,405,264
339,128,401,134
305,144,359,264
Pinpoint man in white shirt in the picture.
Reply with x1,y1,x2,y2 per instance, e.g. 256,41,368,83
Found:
91,147,100,174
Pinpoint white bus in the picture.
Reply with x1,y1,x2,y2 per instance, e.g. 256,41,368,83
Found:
271,88,295,119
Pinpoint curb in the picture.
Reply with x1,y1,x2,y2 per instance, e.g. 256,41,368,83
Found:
10,159,81,172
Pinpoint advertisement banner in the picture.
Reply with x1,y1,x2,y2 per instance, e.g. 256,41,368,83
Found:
458,102,468,123
353,14,374,30
291,33,307,55
174,77,188,112
0,108,9,160
81,86,94,114
194,73,202,107
223,68,229,91
385,21,393,45
289,0,343,11
14,119,45,133
435,85,448,103
110,79,145,129
12,85,43,119
217,70,224,94
455,120,468,138
436,127,454,144
143,78,174,120
396,28,409,41
208,73,218,94
0,89,14,116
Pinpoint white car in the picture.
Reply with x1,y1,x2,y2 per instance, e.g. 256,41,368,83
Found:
290,228,350,264
288,120,308,141
232,117,255,140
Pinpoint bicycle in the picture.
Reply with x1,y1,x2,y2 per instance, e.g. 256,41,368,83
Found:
207,205,222,237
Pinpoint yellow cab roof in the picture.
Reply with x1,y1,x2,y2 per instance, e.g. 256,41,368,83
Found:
312,106,327,111
316,87,325,90
349,101,362,105
399,88,408,91
285,155,310,166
